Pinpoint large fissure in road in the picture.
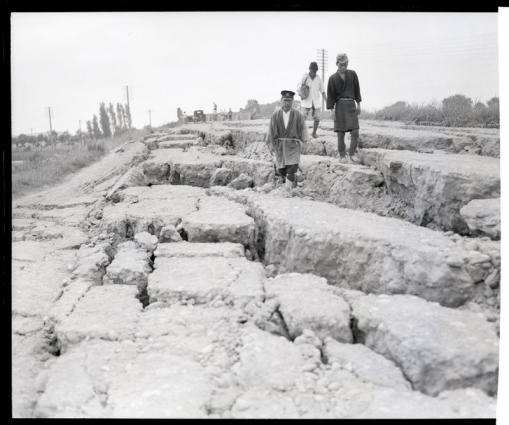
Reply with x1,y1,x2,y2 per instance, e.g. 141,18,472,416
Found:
12,120,500,418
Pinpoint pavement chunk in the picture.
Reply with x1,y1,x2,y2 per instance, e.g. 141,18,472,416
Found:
265,273,352,342
360,149,500,233
182,196,255,245
460,198,500,240
245,192,493,307
148,256,264,307
55,285,142,351
154,241,245,260
350,293,499,396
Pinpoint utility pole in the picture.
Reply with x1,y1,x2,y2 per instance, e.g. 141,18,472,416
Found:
47,107,53,144
148,109,152,128
79,120,83,144
125,85,131,129
316,49,328,111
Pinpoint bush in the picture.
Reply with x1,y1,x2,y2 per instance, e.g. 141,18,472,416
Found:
87,142,105,153
371,95,498,128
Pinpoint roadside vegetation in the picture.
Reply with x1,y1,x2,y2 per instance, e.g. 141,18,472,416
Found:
360,95,499,128
12,129,147,199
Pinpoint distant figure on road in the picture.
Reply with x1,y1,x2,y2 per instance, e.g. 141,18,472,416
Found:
298,61,327,138
213,102,218,121
327,53,362,163
228,108,233,120
266,90,309,190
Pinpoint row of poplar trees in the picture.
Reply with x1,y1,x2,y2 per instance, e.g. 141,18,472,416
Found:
86,102,132,139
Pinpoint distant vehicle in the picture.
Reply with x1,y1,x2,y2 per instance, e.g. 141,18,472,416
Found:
193,110,206,122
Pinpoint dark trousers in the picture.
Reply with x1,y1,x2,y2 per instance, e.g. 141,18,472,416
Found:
277,164,299,182
337,129,359,157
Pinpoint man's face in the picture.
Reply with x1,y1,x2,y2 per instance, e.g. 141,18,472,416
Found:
281,97,293,112
309,68,317,78
338,61,348,72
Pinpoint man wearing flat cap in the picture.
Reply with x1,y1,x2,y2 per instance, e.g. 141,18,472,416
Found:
266,90,309,190
326,53,362,163
298,61,327,138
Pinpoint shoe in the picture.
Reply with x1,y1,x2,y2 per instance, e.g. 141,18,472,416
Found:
338,155,348,163
349,154,360,163
312,133,318,138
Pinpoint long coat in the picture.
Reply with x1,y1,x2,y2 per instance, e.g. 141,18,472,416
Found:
266,108,309,169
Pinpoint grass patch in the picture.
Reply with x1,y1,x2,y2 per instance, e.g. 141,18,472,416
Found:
12,129,147,199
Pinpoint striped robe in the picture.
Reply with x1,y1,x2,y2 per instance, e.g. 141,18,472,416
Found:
266,108,309,169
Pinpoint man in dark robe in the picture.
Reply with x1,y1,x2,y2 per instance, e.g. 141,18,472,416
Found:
326,53,362,163
266,90,309,189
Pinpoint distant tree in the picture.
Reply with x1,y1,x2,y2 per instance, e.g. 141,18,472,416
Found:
125,103,132,128
99,102,112,137
242,99,261,118
374,101,409,121
86,120,93,138
117,103,126,129
442,94,473,126
108,103,118,135
57,131,70,142
92,114,102,139
486,97,499,124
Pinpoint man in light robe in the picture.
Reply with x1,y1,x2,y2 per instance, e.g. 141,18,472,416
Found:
266,90,309,189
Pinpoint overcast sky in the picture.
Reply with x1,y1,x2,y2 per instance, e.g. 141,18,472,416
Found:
11,11,499,136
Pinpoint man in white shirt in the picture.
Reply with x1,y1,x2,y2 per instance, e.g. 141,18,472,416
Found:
298,61,327,138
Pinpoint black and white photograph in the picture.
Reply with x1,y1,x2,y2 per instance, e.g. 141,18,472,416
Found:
9,8,507,420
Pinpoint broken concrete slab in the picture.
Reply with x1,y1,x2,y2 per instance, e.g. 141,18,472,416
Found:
71,242,112,283
210,167,234,186
360,149,500,233
299,155,385,210
437,388,497,418
141,149,223,186
101,193,199,239
103,241,152,290
48,278,96,322
12,244,77,317
159,139,197,149
350,293,499,396
228,173,253,190
243,192,496,307
134,231,158,251
154,241,245,260
220,156,274,187
34,339,215,418
323,338,411,391
160,134,198,141
36,205,91,227
182,196,255,245
148,257,264,307
232,326,308,392
55,285,142,351
115,184,205,203
460,198,500,240
264,273,352,342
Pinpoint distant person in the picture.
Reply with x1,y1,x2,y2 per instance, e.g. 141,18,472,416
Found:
326,53,362,163
213,102,218,121
298,61,327,138
228,108,233,120
266,90,309,190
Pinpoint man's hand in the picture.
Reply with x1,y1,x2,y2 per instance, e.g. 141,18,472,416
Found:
357,104,361,116
330,109,335,119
